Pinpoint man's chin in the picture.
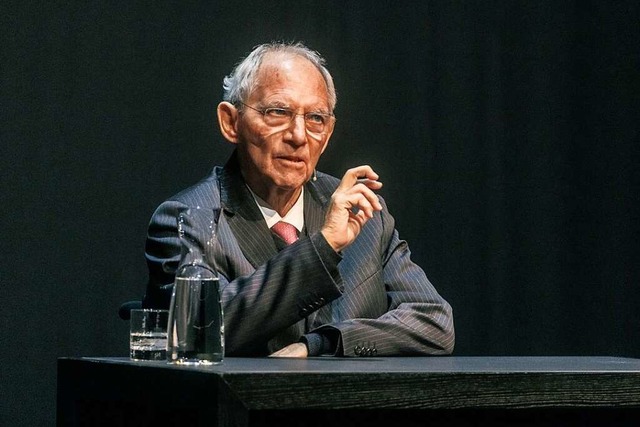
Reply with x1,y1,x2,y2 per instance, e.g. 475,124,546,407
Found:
271,174,309,191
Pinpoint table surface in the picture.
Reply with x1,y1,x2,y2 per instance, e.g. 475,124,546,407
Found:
58,356,640,427
74,355,640,374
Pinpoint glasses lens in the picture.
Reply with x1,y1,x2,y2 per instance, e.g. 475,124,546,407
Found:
259,107,332,135
304,113,328,133
263,108,292,127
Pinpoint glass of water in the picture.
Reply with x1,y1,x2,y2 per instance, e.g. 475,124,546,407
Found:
130,309,169,361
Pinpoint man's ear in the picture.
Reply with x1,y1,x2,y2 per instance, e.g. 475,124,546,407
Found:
217,102,240,143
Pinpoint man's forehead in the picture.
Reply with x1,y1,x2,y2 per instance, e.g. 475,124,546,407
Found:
252,53,329,101
259,52,316,75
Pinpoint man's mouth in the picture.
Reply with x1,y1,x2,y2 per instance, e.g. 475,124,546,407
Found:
278,156,305,164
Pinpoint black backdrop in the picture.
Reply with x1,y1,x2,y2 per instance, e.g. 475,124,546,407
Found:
2,1,639,425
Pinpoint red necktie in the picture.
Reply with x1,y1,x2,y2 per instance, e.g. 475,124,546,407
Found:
271,221,299,245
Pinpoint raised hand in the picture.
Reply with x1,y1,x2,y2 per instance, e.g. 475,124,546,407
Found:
321,165,383,252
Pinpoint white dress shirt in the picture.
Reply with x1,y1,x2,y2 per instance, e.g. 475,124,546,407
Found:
246,186,304,233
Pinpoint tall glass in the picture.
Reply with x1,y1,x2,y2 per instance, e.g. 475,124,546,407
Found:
167,207,224,365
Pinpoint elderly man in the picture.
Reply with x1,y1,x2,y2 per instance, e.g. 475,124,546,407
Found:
143,42,454,357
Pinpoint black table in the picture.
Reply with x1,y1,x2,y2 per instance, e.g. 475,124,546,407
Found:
57,356,640,426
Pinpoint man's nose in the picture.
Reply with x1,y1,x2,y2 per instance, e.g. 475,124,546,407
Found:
286,115,307,144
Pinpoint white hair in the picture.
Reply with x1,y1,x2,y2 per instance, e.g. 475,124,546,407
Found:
222,42,337,111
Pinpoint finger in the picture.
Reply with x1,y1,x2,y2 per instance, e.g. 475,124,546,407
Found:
350,184,383,212
356,178,383,190
269,348,289,357
348,196,370,219
350,208,370,228
348,195,377,221
269,343,307,358
337,165,380,191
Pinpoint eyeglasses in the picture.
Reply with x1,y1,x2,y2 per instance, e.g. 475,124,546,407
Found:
238,102,335,137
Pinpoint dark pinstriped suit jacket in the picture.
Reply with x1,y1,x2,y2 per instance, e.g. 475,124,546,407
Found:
144,152,455,357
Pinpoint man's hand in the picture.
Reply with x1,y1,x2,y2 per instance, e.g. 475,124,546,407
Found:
321,165,383,252
269,342,308,358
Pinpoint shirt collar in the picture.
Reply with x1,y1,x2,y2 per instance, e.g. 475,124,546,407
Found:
246,186,305,232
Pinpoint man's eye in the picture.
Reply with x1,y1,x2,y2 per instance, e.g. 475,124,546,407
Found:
306,113,326,124
265,108,291,117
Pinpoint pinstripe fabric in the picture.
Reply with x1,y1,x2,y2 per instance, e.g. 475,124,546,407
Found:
144,151,455,356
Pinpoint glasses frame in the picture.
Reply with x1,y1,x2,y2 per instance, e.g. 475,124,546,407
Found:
237,102,335,137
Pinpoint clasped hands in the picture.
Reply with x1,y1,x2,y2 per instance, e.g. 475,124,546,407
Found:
269,165,383,358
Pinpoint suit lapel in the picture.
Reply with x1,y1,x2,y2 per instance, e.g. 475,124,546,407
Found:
303,177,329,236
303,178,339,327
221,159,341,331
219,152,278,268
219,153,332,271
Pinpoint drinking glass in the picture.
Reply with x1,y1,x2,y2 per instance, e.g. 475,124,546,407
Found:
130,309,169,361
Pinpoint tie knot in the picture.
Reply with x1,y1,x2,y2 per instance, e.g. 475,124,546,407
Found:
271,221,299,245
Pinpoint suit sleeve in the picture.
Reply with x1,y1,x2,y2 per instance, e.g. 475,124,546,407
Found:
310,198,455,357
144,198,344,356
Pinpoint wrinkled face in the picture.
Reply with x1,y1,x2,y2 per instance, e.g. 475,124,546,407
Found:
234,53,334,195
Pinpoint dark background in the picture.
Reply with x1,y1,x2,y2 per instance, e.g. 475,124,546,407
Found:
2,1,638,425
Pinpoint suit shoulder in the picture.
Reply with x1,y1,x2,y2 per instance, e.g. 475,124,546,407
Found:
313,171,340,191
166,167,222,207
